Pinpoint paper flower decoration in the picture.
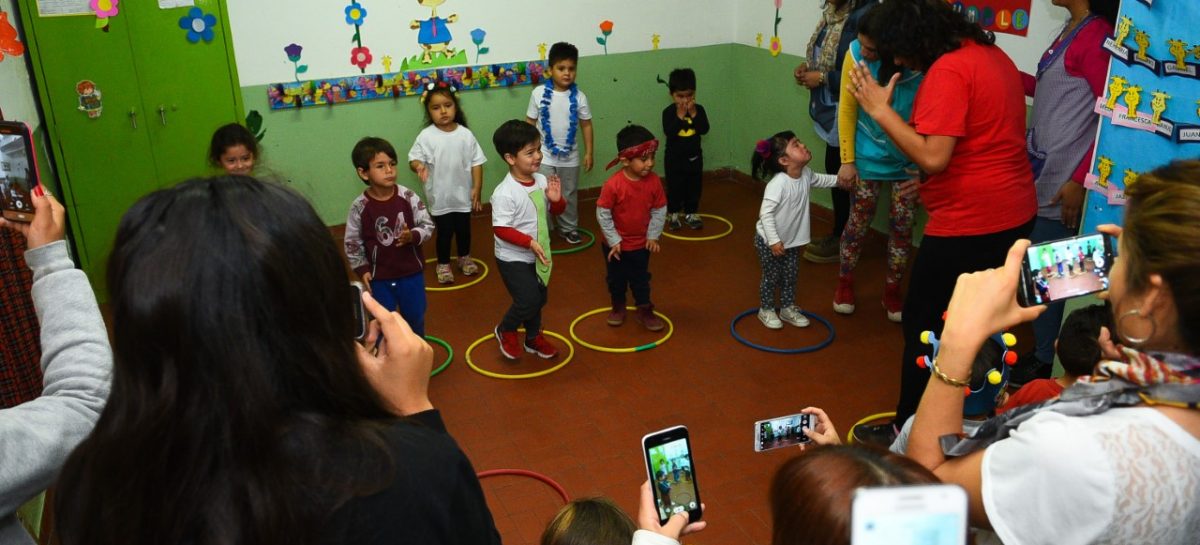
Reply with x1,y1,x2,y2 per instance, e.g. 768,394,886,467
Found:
89,0,118,18
470,28,490,63
350,46,373,72
179,7,217,43
769,36,782,56
344,2,367,26
596,20,614,54
284,43,307,82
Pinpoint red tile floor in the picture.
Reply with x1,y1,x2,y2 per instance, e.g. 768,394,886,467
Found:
413,173,918,545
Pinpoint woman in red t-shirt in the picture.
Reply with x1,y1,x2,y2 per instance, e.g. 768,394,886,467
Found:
845,0,1037,444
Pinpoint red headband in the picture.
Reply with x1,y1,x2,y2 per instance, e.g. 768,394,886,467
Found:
605,139,659,170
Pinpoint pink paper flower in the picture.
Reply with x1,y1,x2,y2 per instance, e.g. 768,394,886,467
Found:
350,46,373,71
89,0,119,18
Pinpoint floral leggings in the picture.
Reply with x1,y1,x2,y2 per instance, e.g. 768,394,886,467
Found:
838,179,919,285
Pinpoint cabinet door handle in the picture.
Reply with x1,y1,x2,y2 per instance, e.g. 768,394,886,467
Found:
129,108,138,130
158,105,167,126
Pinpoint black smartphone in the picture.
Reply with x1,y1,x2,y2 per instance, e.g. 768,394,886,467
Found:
1018,233,1114,307
754,412,812,452
642,425,702,525
0,121,42,223
351,281,368,340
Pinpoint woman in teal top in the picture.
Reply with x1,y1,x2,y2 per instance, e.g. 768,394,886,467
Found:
832,7,924,323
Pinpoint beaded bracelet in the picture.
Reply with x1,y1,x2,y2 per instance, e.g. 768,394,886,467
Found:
930,359,970,387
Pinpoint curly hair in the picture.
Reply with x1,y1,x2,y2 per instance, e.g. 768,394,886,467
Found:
868,0,995,72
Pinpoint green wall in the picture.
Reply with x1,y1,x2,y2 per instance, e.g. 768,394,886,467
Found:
242,43,927,242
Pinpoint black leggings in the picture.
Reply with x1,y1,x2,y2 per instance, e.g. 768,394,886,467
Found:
893,218,1035,424
432,212,472,264
825,144,850,237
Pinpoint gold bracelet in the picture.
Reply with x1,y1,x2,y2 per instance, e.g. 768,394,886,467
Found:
930,359,970,387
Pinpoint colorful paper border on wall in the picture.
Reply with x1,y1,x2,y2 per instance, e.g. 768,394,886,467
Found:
947,0,1031,37
267,59,547,110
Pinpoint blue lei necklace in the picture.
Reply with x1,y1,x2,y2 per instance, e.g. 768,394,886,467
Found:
539,79,578,158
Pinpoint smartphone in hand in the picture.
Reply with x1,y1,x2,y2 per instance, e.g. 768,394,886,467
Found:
351,281,368,341
1018,233,1114,307
0,121,42,223
642,425,702,525
754,412,812,452
851,484,968,545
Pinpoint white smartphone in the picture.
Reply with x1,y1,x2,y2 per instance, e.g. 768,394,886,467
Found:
642,425,702,525
754,412,812,452
851,484,968,545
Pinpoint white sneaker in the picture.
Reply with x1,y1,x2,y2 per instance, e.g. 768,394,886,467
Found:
758,308,783,329
779,306,811,328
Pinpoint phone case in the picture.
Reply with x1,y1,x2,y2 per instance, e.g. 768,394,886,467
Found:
642,425,702,525
0,121,42,223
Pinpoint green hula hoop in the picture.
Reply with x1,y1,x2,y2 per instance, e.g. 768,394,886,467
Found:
568,307,674,353
551,227,597,255
425,335,453,377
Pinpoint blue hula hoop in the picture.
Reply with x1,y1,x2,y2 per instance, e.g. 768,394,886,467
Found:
729,308,836,354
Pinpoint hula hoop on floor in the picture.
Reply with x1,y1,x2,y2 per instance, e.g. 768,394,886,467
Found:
423,257,489,292
661,214,734,241
464,329,575,379
568,307,674,353
846,411,897,445
550,227,597,255
477,469,571,504
729,308,836,354
425,335,453,377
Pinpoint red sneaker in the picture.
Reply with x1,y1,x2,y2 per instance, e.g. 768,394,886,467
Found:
883,282,904,323
833,274,856,315
607,305,627,326
524,332,559,359
635,304,665,332
494,326,521,360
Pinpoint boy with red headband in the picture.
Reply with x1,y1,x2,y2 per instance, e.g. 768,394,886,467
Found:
596,125,668,331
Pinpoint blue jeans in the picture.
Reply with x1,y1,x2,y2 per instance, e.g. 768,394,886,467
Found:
1029,217,1076,363
370,273,427,337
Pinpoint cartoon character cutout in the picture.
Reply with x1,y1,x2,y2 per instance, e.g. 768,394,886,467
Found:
1114,16,1133,48
1150,90,1171,125
410,0,457,64
1133,30,1150,61
1168,39,1189,70
537,42,547,60
1105,76,1128,110
1123,85,1142,119
0,10,25,61
1097,156,1114,187
76,80,103,119
1122,169,1138,190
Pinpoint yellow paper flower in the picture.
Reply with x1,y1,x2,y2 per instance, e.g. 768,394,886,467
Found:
769,36,782,57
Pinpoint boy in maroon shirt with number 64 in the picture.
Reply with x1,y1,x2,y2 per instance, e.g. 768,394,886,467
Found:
596,125,668,331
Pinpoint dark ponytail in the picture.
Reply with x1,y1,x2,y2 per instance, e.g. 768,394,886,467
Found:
751,131,796,181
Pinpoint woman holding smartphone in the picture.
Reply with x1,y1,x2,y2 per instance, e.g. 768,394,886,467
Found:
52,177,502,545
906,160,1200,544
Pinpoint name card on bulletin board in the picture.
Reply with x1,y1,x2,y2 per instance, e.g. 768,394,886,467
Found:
36,0,90,17
158,0,194,8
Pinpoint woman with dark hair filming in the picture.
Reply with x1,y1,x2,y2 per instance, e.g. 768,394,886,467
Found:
846,0,1036,445
906,160,1200,543
52,177,502,545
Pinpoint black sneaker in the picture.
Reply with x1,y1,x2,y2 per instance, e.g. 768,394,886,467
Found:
1008,352,1051,389
562,230,582,244
852,422,898,447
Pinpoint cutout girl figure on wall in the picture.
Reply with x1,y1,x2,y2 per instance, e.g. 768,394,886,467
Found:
410,0,457,64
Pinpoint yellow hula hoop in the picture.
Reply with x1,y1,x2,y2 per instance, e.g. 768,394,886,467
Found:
424,257,489,292
846,411,896,445
568,307,674,353
661,214,734,241
464,329,575,379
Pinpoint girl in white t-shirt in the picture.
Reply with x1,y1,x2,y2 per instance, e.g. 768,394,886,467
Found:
408,83,488,284
750,131,845,330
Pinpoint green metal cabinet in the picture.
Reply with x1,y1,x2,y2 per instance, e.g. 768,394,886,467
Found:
17,0,242,298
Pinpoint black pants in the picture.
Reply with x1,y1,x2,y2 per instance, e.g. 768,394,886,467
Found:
893,218,1035,424
825,144,850,237
496,259,547,333
601,244,652,306
432,212,472,264
666,164,703,214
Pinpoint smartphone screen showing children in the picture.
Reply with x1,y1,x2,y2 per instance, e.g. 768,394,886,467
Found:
648,440,697,521
757,413,810,451
1024,234,1110,305
0,132,34,215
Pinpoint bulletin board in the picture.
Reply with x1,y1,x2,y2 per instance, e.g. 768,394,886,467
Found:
1082,0,1199,233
